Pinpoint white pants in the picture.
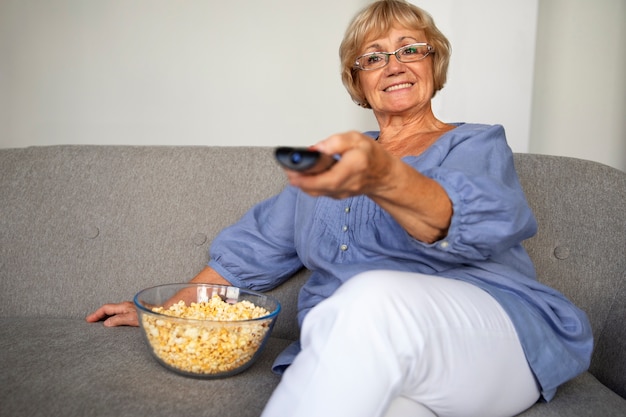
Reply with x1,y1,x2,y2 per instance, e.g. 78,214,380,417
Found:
261,271,540,417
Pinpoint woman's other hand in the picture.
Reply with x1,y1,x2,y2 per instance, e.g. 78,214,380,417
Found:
85,267,229,328
86,301,138,327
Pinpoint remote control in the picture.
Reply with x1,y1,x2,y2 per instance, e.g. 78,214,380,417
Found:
275,147,337,175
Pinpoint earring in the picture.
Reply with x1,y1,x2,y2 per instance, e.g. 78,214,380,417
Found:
353,98,370,108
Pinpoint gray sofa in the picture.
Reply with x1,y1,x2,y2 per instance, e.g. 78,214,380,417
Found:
1,145,625,417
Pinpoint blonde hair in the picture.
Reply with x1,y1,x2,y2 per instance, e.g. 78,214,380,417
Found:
339,0,451,108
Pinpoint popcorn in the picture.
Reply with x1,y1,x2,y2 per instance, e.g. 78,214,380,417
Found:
141,294,271,374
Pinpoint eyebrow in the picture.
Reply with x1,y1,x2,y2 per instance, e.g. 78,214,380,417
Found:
363,36,420,52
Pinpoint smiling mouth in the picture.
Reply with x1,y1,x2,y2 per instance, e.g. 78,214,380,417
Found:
384,82,413,92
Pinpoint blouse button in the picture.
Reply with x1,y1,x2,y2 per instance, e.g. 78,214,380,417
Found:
440,241,450,249
344,207,351,213
340,244,349,251
342,225,348,232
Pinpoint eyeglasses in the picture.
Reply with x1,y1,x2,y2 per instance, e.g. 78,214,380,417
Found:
354,43,434,71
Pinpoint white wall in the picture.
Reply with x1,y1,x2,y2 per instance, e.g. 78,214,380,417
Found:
0,0,539,153
3,0,625,173
6,0,624,173
418,0,538,153
0,0,367,148
530,0,626,171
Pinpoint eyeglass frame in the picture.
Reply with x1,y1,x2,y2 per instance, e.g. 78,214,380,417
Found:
353,43,434,71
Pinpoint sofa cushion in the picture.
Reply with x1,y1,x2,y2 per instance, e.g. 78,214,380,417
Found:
0,318,288,417
517,373,626,416
2,318,625,417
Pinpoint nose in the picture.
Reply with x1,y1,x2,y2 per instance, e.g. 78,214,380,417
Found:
384,53,405,74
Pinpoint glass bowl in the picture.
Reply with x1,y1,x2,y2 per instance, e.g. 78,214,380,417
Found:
134,283,281,378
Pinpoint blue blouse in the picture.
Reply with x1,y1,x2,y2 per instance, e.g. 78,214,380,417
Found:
208,123,593,401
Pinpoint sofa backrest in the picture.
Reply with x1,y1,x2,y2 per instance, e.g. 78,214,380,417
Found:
514,153,626,398
0,146,287,318
1,146,624,397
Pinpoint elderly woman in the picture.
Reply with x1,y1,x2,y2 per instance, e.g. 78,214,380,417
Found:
87,1,592,416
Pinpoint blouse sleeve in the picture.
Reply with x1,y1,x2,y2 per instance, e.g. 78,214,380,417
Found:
416,124,537,261
208,186,303,291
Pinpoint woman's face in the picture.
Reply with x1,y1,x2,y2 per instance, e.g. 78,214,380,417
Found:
357,27,435,117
